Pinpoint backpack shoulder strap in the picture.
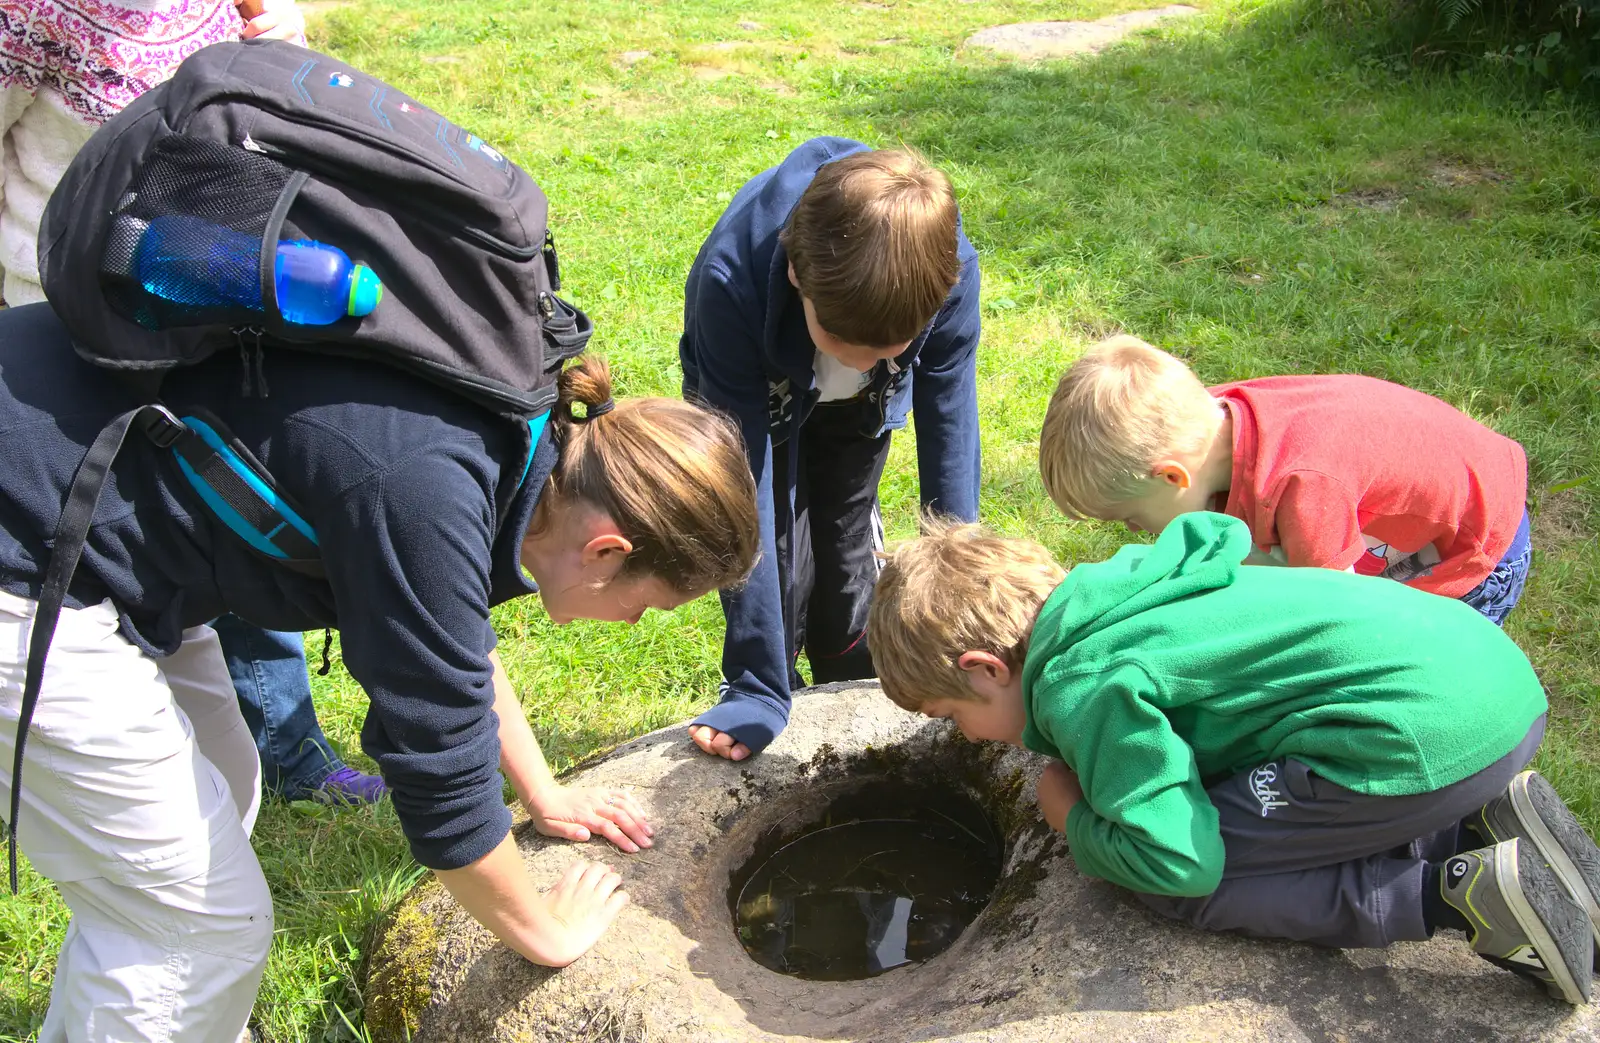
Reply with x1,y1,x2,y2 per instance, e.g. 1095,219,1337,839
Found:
9,405,156,891
5,402,325,893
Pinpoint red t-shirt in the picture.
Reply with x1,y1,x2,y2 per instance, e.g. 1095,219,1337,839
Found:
1212,375,1527,598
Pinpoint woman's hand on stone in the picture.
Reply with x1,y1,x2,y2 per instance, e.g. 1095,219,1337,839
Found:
529,785,654,854
529,860,629,967
688,725,752,762
1035,761,1083,833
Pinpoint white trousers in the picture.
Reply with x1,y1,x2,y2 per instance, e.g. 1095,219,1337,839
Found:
0,84,98,307
0,590,272,1042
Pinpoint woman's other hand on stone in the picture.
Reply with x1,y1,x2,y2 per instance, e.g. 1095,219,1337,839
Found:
688,724,752,762
528,785,654,854
530,860,630,967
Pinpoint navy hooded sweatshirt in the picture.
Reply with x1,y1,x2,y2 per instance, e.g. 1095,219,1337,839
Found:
679,137,982,752
0,302,554,871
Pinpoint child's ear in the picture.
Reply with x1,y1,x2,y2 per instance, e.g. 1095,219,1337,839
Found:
1152,462,1194,490
956,650,1012,685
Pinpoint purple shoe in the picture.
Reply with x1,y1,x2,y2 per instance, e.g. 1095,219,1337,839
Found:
312,766,388,806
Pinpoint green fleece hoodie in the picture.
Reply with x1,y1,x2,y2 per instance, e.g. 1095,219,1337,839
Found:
1020,512,1545,900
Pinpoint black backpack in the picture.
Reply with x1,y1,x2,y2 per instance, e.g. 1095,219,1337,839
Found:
9,39,592,889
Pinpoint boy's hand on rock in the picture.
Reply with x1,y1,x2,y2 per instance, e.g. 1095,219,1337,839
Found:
529,860,629,967
529,785,653,854
1036,761,1083,832
688,725,751,762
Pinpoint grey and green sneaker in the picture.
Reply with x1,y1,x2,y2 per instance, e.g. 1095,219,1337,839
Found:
1468,770,1600,956
1441,838,1593,1004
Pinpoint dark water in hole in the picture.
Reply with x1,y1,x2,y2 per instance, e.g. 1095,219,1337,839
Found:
731,785,1003,981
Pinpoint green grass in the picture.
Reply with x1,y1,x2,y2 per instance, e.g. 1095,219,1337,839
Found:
4,0,1599,1036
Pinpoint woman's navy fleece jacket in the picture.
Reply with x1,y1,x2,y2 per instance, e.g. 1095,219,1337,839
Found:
679,137,982,752
0,302,553,871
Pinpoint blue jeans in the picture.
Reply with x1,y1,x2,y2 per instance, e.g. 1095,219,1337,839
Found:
213,615,346,801
1458,510,1532,627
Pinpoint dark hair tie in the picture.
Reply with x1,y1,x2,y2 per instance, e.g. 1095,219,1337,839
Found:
585,398,616,420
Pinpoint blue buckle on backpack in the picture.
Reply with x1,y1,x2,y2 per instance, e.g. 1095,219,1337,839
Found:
164,413,321,563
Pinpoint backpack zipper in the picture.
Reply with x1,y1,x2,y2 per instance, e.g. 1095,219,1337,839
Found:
235,328,254,396
233,326,268,397
233,133,541,262
543,230,560,290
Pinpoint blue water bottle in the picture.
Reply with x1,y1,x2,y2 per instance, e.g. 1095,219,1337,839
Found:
121,214,382,325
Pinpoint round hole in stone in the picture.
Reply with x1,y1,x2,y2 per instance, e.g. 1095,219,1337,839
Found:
727,778,1004,982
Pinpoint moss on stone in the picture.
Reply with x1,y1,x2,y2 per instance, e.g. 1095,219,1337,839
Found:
985,823,1062,948
365,885,444,1043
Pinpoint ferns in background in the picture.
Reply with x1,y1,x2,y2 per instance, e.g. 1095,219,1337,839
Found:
1436,0,1484,28
1351,0,1600,91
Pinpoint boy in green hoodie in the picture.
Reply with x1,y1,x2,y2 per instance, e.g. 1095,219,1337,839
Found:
867,512,1600,1004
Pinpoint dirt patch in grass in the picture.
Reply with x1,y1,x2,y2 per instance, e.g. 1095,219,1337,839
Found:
1069,316,1127,344
1534,487,1593,553
1319,158,1506,219
964,7,1202,59
1430,161,1510,187
686,39,819,61
683,37,832,80
1329,187,1407,212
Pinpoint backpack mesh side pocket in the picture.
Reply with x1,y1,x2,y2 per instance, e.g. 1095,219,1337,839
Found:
100,136,295,331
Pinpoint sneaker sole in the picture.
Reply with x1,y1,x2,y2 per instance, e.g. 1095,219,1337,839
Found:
1509,771,1600,951
1498,836,1594,1004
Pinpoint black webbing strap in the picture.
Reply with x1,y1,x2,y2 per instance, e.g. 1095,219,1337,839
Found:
260,170,310,337
168,428,320,562
8,405,153,893
783,403,802,674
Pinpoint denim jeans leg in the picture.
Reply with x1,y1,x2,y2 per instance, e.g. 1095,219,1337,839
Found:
213,615,345,800
1458,509,1533,626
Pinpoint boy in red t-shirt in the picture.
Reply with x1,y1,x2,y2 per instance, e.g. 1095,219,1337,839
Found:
1038,336,1532,623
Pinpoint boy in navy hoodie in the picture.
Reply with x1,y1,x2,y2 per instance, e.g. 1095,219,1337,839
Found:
680,137,983,761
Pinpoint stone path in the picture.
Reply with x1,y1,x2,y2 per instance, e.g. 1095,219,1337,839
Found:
966,5,1202,59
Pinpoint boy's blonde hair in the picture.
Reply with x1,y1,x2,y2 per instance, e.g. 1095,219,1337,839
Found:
868,519,1065,710
780,148,960,347
1039,336,1221,519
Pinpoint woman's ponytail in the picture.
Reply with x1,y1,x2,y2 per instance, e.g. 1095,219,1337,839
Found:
546,358,759,595
554,357,618,425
